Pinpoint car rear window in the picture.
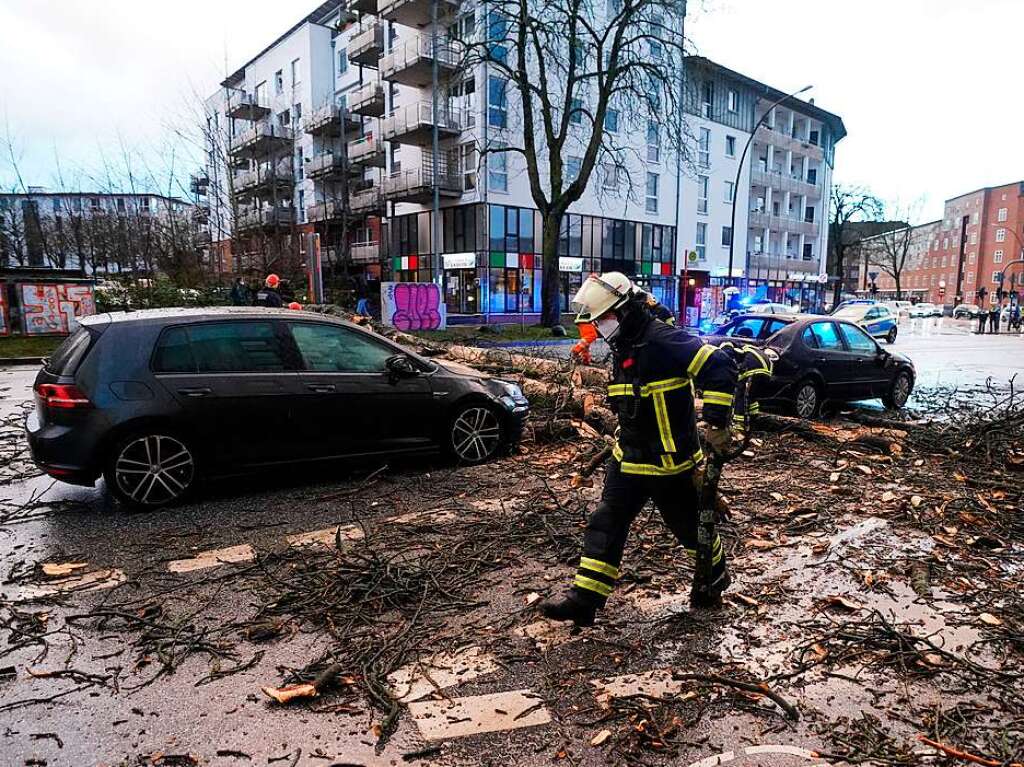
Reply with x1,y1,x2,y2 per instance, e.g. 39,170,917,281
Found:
153,327,196,373
726,318,765,338
45,327,93,376
765,319,790,336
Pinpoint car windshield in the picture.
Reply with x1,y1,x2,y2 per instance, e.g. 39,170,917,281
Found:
832,307,864,320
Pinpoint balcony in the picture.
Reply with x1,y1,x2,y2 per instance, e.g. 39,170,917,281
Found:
303,104,361,137
350,187,386,217
756,124,824,160
380,35,461,88
226,91,271,121
347,0,378,14
308,200,344,223
196,229,213,245
349,21,384,66
348,134,386,167
748,210,820,237
382,102,463,146
189,173,209,196
234,159,295,196
229,122,294,158
747,252,818,274
750,169,821,199
383,165,461,204
349,81,386,117
236,205,294,231
378,0,458,27
350,241,381,264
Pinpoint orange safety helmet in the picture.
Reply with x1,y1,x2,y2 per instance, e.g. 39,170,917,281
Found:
265,273,280,288
287,301,302,310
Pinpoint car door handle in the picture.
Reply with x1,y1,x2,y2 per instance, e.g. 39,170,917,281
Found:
178,387,212,397
306,384,336,393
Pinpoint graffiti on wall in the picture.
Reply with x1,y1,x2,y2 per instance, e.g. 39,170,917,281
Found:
20,283,97,335
381,282,446,331
0,283,8,336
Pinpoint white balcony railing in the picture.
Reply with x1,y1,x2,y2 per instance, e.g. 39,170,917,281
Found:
348,134,385,163
380,35,462,81
382,102,463,142
350,241,380,263
307,153,348,177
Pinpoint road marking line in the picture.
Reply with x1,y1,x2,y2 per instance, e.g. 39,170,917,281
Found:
167,544,255,573
286,524,364,548
681,745,832,767
388,646,499,703
19,568,127,600
408,688,550,740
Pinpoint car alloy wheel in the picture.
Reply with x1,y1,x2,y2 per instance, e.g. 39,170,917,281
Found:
114,434,195,507
451,406,502,463
887,327,898,344
890,373,911,408
795,382,819,419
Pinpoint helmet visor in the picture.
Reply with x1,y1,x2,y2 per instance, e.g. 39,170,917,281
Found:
571,276,630,323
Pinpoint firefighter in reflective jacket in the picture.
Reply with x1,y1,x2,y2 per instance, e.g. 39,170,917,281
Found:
716,341,773,432
542,272,739,626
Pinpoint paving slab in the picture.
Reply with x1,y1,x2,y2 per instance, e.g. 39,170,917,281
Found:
286,524,364,547
167,544,255,573
388,645,499,703
408,688,551,740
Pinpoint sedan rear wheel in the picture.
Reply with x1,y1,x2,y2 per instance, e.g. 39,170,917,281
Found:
886,327,898,344
793,380,821,420
105,432,197,509
448,404,505,464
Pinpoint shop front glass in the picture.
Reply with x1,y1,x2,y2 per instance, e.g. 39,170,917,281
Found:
444,269,480,314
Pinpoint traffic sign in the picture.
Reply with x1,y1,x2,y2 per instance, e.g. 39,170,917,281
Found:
868,271,879,282
688,250,699,263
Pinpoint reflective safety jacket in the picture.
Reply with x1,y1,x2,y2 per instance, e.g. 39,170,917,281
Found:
714,341,773,426
607,320,738,476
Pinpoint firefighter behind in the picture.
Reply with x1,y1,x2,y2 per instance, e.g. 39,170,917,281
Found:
255,274,284,308
541,272,739,627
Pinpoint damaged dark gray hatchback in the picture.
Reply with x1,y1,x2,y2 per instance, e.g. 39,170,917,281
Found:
26,308,529,508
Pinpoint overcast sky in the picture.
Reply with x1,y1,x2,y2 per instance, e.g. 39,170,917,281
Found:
1,0,1021,221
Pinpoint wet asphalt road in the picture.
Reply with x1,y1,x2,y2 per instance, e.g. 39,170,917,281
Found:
1,324,1021,765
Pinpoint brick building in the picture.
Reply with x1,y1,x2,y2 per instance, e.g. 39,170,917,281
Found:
866,181,1024,306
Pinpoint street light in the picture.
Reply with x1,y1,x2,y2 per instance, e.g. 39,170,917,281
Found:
726,84,813,308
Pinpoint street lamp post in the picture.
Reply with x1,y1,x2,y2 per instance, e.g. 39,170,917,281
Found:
726,84,812,309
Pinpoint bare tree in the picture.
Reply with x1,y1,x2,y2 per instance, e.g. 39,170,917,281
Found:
864,200,925,301
462,0,690,325
827,184,883,307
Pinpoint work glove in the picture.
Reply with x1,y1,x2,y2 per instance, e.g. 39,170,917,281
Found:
571,340,592,365
705,425,733,456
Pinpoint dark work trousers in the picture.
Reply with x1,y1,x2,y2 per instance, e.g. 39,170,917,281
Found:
977,313,987,334
990,312,1000,333
570,459,726,606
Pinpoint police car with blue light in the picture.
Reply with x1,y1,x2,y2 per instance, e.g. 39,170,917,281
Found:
830,303,899,344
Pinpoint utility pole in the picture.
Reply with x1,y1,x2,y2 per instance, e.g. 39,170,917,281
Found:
430,0,441,286
671,0,687,319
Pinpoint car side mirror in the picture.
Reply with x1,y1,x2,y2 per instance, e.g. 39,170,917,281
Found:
386,354,419,380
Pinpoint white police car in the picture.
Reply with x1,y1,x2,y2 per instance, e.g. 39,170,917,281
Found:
831,303,899,344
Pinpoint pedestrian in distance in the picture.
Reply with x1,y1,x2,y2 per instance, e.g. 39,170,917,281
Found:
254,274,284,308
229,277,250,306
989,304,1000,334
540,272,740,627
977,307,987,334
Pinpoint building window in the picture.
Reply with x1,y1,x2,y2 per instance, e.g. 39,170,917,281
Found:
724,180,735,203
992,271,1002,283
997,207,1008,222
721,226,732,247
803,243,813,260
646,120,660,163
569,98,583,125
994,250,1004,263
942,237,948,249
291,58,301,86
604,108,619,133
697,175,709,214
695,222,706,260
804,205,814,223
298,189,305,223
698,128,710,168
727,89,738,113
488,150,507,192
338,48,348,76
255,81,267,106
971,231,977,244
995,228,1006,242
566,155,582,183
461,143,477,190
725,135,736,157
488,76,507,128
601,164,619,190
645,172,659,213
275,70,284,94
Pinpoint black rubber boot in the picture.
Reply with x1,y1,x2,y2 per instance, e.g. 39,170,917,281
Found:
691,566,731,609
540,591,598,627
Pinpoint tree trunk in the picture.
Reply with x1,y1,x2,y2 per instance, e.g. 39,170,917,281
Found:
831,248,844,308
894,274,902,301
540,212,562,327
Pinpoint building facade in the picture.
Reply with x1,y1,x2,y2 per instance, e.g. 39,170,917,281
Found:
200,3,845,323
866,181,1024,306
0,189,196,275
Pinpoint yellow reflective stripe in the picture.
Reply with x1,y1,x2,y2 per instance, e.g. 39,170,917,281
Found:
739,367,772,380
613,443,704,476
749,402,760,413
607,384,633,396
687,344,715,378
703,391,734,406
665,317,676,326
641,377,690,396
580,557,619,579
574,575,613,596
651,391,677,454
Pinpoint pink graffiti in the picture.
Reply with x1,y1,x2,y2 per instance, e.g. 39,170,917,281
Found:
20,283,96,335
391,283,442,331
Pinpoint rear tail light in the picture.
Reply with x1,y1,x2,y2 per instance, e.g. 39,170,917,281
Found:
35,383,92,410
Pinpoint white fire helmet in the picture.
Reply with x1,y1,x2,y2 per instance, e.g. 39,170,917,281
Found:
570,272,636,324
